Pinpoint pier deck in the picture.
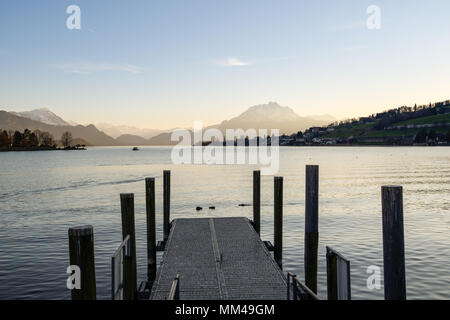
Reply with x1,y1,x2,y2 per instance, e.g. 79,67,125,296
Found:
150,217,287,300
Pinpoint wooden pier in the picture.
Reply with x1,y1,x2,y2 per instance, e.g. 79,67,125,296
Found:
67,167,407,301
150,217,286,300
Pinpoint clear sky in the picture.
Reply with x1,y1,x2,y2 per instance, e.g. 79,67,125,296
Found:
1,0,449,129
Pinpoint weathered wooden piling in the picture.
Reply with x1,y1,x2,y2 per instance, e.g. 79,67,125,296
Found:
120,193,137,300
146,178,157,282
163,170,171,242
381,186,406,300
305,165,319,293
68,225,96,300
253,170,261,235
274,176,283,269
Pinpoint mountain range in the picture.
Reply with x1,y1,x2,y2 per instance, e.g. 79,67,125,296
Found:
0,103,336,146
95,123,164,139
145,102,335,145
0,111,117,145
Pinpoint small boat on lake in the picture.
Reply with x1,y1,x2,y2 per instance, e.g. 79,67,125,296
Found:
132,147,139,151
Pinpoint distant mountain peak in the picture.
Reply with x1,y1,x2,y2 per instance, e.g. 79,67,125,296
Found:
11,108,71,126
247,101,285,110
233,102,300,124
245,102,297,113
36,107,51,112
213,102,333,134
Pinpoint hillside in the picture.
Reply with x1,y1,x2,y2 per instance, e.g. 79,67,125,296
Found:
115,134,151,146
0,111,117,146
2,102,333,146
301,100,450,145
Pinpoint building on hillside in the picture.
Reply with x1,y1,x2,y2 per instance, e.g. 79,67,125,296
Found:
359,117,373,124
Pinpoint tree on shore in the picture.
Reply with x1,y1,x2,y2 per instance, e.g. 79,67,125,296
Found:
41,132,54,146
61,131,73,148
13,131,23,147
0,130,10,149
0,128,56,149
446,129,450,143
33,129,42,145
428,129,437,142
414,128,427,143
27,130,38,147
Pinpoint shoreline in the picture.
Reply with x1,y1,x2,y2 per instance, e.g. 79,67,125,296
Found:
0,147,86,152
1,144,448,151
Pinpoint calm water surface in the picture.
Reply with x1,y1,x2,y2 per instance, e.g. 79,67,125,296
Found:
0,147,449,299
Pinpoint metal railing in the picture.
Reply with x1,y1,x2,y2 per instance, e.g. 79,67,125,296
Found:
326,246,351,300
168,274,180,300
111,234,131,300
287,272,319,300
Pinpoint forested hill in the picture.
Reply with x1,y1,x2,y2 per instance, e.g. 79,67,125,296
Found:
295,100,450,145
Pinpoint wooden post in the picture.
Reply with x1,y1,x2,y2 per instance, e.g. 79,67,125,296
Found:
305,165,319,294
163,170,171,242
382,186,406,300
274,176,283,269
120,193,137,300
146,178,157,282
253,170,261,235
68,225,96,300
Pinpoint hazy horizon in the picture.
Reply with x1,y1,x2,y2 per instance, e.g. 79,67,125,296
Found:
4,101,339,131
1,1,450,129
3,98,447,131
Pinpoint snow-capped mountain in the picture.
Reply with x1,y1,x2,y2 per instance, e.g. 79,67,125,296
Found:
11,108,71,126
96,122,164,139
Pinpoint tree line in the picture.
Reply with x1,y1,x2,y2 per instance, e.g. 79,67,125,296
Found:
414,128,450,144
0,129,74,150
328,100,450,130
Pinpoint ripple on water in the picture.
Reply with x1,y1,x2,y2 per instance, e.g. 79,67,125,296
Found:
0,147,449,299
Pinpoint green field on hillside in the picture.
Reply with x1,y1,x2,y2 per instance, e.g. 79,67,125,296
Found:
323,122,377,138
396,113,450,126
322,113,450,139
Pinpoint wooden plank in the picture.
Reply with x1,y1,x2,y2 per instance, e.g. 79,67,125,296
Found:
150,217,286,300
151,218,221,300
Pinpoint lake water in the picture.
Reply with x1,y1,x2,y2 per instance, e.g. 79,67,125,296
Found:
0,146,449,300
